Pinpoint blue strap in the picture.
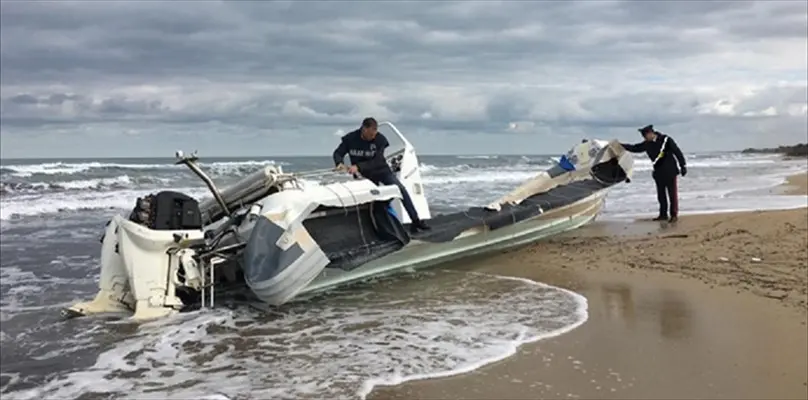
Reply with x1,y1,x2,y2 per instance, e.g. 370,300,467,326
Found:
558,155,576,171
387,203,399,220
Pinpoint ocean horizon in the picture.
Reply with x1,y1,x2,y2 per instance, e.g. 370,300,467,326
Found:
0,149,746,163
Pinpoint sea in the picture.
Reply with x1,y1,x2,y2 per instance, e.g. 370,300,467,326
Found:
1,152,806,399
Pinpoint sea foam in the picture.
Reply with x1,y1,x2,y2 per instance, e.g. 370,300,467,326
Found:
6,270,588,400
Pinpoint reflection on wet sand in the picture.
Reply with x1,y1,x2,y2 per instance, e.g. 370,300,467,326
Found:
657,290,692,340
462,251,695,343
601,283,636,328
378,232,806,400
599,282,693,340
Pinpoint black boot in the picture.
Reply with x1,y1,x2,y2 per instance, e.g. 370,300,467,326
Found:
652,215,668,221
410,220,431,234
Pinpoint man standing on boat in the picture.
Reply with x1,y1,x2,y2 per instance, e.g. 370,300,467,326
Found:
621,124,688,223
333,117,431,233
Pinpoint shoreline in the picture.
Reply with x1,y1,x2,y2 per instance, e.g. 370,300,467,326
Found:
369,172,808,399
780,170,808,196
598,170,808,222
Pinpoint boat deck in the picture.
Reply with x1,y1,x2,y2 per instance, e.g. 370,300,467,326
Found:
410,172,616,243
306,158,627,270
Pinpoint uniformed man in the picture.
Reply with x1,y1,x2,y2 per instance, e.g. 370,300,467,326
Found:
333,117,431,233
621,124,688,223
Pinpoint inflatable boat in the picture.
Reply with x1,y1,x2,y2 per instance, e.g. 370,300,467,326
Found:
63,122,635,320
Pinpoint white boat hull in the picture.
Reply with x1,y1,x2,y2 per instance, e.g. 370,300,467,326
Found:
303,191,607,297
63,122,634,321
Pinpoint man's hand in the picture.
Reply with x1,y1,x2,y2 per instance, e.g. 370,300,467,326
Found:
681,166,687,177
334,163,347,172
348,165,359,174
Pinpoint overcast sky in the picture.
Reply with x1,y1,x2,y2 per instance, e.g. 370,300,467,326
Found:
1,0,806,158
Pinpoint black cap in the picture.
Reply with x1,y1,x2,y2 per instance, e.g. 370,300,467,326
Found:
638,124,654,135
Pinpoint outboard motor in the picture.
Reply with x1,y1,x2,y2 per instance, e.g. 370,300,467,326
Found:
129,191,202,231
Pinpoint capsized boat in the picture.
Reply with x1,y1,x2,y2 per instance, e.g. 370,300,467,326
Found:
63,122,635,320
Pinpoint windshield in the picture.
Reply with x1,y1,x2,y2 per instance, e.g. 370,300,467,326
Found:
376,122,407,158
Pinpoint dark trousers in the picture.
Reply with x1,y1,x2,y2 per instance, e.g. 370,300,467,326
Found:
654,175,679,218
367,170,421,223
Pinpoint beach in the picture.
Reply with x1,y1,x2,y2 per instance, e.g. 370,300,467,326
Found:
782,171,808,196
370,172,808,400
2,156,806,399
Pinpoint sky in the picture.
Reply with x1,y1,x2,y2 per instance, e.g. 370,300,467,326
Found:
1,0,807,158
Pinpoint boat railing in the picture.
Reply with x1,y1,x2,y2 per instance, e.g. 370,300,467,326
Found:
175,122,418,221
174,150,231,216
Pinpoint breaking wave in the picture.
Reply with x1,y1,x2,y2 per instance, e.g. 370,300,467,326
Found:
1,153,804,222
0,160,288,178
3,270,587,400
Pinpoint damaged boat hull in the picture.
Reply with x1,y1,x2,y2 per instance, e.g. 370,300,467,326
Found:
303,192,607,298
64,121,634,320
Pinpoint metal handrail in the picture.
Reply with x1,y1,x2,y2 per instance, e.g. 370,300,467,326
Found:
174,150,231,216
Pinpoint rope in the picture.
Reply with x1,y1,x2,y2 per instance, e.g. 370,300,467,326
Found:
321,184,348,212
319,182,373,255
293,167,342,177
322,181,369,254
337,182,371,255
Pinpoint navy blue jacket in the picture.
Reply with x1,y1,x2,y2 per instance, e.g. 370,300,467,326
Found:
332,129,392,178
622,133,687,179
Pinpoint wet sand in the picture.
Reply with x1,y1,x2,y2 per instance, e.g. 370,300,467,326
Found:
370,174,808,400
782,171,808,195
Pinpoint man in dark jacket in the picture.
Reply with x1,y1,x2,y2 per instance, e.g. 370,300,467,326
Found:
621,125,687,223
333,117,431,233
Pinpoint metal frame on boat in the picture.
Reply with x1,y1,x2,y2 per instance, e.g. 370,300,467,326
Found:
63,122,635,321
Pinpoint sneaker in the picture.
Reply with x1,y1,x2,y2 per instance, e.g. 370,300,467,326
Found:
668,216,678,223
652,216,668,221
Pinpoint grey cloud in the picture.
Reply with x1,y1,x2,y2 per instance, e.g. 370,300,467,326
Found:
97,98,167,115
8,94,39,105
0,0,806,157
485,93,536,124
720,1,808,40
604,0,755,26
379,96,432,120
299,98,358,118
730,85,808,116
7,92,84,106
576,91,702,126
4,0,791,84
44,93,83,105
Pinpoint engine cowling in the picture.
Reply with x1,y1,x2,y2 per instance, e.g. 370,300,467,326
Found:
128,191,203,231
